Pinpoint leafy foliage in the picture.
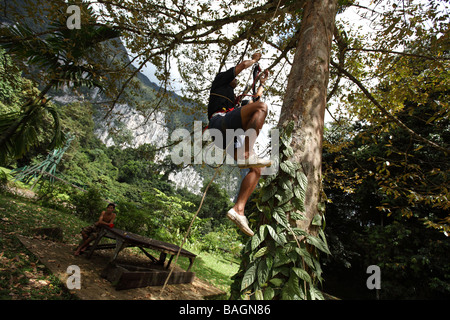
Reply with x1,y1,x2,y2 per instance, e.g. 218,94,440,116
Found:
329,1,449,154
322,101,450,299
1,3,120,91
0,99,63,166
0,3,121,166
70,186,106,223
0,48,34,113
230,122,330,300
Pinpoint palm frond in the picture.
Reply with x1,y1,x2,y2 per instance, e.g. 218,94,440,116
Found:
0,2,119,165
1,4,121,91
0,102,64,166
42,102,65,149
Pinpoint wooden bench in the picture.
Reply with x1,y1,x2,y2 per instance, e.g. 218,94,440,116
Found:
86,225,196,272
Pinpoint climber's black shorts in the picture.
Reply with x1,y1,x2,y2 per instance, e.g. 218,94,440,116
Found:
208,107,244,150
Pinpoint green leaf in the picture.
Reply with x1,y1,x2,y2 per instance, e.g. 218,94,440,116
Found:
313,256,324,283
282,146,294,158
261,204,272,219
280,160,296,177
261,184,278,202
275,189,294,205
251,233,262,251
254,289,264,300
254,246,268,259
384,16,401,35
295,247,316,270
241,263,257,291
280,121,294,146
296,171,308,191
273,207,290,229
281,271,302,300
309,286,325,300
257,259,270,286
306,234,331,255
292,267,312,283
280,201,294,212
266,255,273,270
263,287,275,300
312,214,322,226
283,120,295,137
291,227,308,237
291,197,305,212
274,247,291,267
269,278,284,287
317,201,326,214
259,225,268,241
318,228,328,247
290,209,306,220
267,225,286,246
281,134,292,148
278,175,292,190
293,185,306,203
273,266,290,278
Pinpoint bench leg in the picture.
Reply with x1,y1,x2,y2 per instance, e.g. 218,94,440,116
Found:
187,257,195,272
158,252,167,266
87,229,106,259
138,247,158,263
110,238,126,263
166,255,174,269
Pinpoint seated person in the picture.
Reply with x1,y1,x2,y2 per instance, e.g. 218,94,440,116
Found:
74,203,116,256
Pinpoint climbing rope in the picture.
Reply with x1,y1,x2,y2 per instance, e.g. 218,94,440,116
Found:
235,0,283,106
235,62,262,107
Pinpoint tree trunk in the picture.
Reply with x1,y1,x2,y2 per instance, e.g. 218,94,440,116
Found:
230,0,339,300
278,0,338,235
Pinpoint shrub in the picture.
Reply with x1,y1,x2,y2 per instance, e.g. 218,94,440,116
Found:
113,200,152,235
70,186,105,222
35,180,71,210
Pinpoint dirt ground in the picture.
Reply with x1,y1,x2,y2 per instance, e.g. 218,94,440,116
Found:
16,235,225,300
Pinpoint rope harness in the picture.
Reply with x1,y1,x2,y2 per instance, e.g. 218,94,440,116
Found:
202,63,262,135
208,61,263,122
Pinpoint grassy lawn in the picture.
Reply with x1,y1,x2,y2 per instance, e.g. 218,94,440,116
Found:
177,247,239,295
0,186,239,299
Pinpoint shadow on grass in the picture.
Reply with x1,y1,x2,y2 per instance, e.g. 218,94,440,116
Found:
175,252,240,300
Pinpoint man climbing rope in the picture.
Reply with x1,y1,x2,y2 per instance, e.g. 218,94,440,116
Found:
207,52,271,236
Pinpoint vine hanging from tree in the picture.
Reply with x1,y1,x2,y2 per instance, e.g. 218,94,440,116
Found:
230,121,330,300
